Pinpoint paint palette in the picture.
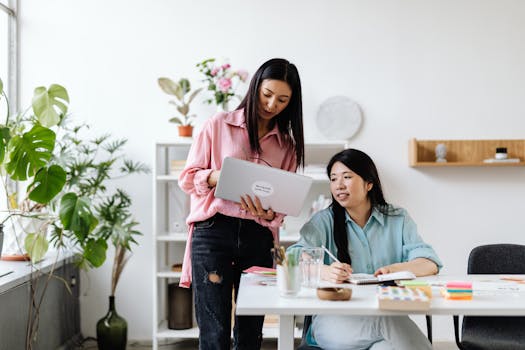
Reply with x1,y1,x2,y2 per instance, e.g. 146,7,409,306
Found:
377,286,431,311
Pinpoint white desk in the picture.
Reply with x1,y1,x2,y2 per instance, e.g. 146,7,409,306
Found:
235,274,525,350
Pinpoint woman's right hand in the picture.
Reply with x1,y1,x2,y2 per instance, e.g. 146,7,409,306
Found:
321,262,353,284
208,170,220,187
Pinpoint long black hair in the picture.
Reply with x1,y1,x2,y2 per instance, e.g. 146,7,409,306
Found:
326,149,389,264
237,58,304,167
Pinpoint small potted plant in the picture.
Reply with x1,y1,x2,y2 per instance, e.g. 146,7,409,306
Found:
158,77,201,137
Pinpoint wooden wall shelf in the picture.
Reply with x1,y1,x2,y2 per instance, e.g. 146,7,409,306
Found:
409,138,525,167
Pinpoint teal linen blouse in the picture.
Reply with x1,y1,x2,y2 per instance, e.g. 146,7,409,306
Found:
288,205,442,347
288,205,443,274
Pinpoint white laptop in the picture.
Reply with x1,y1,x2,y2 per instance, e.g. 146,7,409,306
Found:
215,157,313,216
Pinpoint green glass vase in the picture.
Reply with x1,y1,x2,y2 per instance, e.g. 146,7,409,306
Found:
96,296,127,350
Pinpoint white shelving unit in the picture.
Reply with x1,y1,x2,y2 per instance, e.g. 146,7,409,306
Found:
153,139,194,350
152,139,347,349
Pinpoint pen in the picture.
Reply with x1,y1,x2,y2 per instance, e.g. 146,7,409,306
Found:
321,245,340,263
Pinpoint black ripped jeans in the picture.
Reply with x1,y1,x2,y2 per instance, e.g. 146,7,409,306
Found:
191,213,274,350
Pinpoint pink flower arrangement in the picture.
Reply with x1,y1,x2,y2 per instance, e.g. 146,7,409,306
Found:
197,58,249,110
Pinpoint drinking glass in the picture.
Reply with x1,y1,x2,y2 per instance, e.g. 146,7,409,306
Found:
300,247,324,288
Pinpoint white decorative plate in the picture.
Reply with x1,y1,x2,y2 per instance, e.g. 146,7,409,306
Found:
316,96,363,140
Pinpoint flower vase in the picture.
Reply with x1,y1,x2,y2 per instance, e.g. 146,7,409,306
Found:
96,296,128,350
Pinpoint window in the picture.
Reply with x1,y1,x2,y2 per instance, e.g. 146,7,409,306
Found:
0,0,16,104
0,0,16,213
0,3,8,96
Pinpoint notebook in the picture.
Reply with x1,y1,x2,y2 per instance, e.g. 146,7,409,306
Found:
215,157,313,216
349,271,416,285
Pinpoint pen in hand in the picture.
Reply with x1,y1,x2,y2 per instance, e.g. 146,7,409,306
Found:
321,245,340,263
321,245,352,278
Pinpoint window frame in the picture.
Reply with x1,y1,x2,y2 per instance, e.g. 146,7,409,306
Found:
0,0,17,213
1,0,18,113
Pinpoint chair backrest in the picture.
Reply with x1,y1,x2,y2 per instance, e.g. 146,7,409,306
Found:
468,244,525,274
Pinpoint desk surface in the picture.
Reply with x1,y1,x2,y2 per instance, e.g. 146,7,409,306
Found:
236,274,525,316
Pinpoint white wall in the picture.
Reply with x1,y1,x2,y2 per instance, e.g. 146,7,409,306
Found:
18,0,525,342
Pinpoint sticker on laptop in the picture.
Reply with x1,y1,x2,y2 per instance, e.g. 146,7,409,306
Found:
251,181,274,197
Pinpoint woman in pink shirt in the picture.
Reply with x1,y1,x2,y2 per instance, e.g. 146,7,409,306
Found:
178,58,305,350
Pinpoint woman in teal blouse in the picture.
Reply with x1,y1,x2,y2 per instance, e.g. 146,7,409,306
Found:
288,148,442,349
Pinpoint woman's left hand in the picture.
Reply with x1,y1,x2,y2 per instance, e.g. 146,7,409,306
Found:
374,266,392,276
240,194,275,221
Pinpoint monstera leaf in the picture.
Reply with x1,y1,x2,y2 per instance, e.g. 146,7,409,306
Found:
59,192,99,240
6,125,56,181
28,164,67,204
60,192,103,267
82,238,108,268
32,84,69,127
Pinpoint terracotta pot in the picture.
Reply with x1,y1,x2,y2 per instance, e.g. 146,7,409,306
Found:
1,254,30,261
178,125,193,137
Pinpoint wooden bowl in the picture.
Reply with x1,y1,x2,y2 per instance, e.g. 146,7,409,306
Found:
316,287,352,301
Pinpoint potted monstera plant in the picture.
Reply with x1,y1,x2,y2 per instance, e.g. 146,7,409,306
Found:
0,80,69,261
0,77,148,349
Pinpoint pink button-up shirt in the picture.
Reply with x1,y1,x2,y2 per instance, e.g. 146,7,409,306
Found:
178,109,298,287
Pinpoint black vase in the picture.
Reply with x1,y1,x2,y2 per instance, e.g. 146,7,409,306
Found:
96,296,127,350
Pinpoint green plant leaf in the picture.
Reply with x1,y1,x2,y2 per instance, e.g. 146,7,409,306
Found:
59,192,99,240
177,105,189,116
178,78,191,94
25,233,49,263
0,78,3,95
32,84,69,127
83,238,107,267
120,159,150,174
0,126,11,163
28,164,67,203
187,87,202,105
6,125,56,180
95,190,142,250
168,116,183,125
158,77,182,100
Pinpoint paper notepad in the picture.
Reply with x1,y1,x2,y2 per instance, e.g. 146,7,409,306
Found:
349,271,416,285
243,266,277,276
